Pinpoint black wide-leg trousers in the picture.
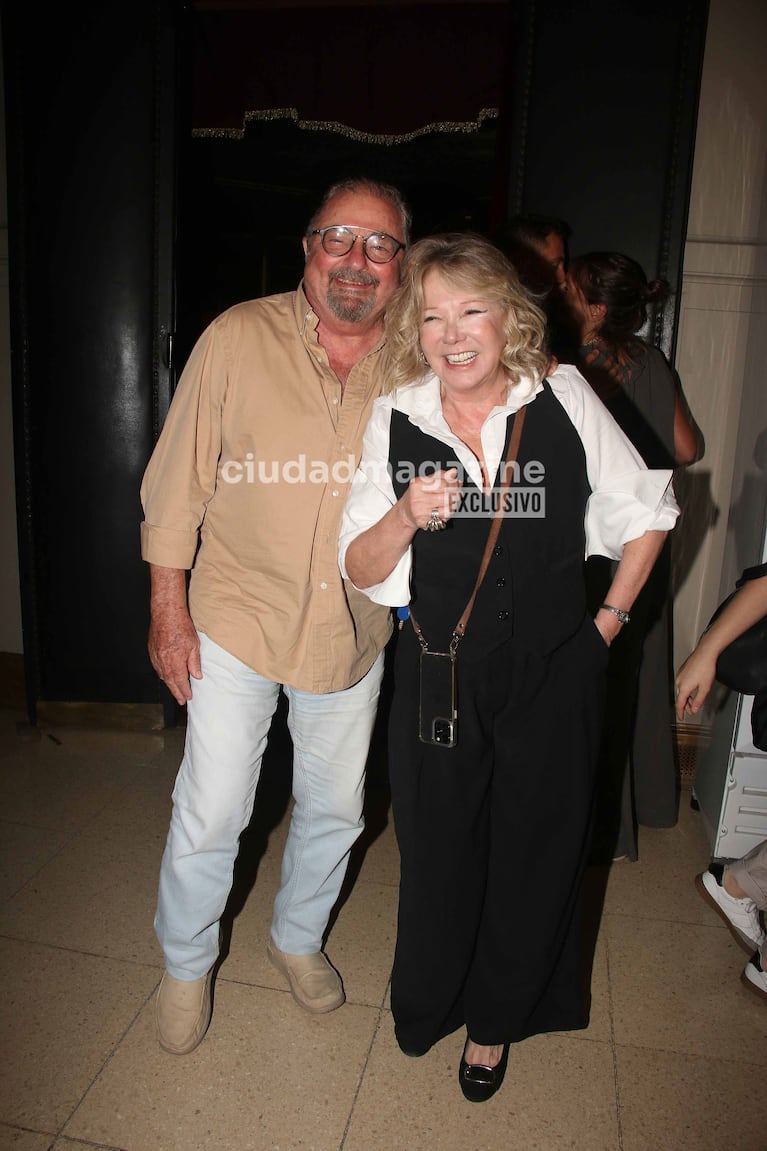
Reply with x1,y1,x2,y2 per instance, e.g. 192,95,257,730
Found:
388,615,608,1053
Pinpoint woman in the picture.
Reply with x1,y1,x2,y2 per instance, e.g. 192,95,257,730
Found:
338,234,679,1102
565,251,701,862
565,252,700,470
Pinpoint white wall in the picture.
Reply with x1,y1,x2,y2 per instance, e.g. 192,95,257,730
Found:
672,0,767,719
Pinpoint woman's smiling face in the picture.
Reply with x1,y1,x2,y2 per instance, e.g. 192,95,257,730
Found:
419,269,507,401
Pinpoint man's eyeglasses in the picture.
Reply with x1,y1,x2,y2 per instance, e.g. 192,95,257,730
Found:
309,226,405,264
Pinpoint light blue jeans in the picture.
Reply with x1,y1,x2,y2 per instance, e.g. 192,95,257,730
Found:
155,632,384,980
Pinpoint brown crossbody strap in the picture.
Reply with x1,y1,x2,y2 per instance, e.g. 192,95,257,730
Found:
411,404,527,653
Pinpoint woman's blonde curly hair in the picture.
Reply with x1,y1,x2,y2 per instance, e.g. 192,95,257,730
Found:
381,232,550,394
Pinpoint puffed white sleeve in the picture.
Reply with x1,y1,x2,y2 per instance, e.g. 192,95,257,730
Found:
338,397,413,605
549,364,680,559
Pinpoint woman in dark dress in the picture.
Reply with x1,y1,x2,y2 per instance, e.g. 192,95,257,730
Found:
339,235,679,1101
565,251,702,861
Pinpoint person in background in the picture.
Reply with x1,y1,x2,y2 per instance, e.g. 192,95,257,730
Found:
565,250,702,862
493,212,570,294
339,233,679,1101
493,213,573,361
140,177,409,1055
676,566,767,1001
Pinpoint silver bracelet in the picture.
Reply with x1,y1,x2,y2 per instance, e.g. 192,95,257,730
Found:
598,603,631,624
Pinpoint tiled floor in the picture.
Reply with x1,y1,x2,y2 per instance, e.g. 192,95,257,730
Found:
1,701,765,1151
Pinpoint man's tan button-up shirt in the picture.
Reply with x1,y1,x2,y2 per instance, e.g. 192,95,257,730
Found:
140,286,393,692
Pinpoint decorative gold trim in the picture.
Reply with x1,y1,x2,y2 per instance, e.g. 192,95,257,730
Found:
192,106,499,145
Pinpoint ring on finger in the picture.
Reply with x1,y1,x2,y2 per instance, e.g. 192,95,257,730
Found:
425,507,446,532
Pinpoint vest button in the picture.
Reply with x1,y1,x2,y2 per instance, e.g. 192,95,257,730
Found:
493,545,503,556
496,577,506,588
497,610,510,621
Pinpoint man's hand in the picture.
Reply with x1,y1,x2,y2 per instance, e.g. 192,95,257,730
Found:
148,566,202,704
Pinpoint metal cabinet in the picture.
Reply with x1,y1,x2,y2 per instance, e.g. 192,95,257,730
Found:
694,690,767,861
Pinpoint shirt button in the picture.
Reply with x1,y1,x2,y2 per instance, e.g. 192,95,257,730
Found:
332,397,339,405
331,489,339,498
320,582,328,590
493,545,503,556
497,610,509,621
496,577,506,588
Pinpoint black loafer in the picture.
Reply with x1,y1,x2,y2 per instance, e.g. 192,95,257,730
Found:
458,1041,509,1103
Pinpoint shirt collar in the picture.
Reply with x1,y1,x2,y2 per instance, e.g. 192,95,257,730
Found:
393,370,544,422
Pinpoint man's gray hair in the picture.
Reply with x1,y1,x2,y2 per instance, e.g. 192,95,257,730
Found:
306,177,412,247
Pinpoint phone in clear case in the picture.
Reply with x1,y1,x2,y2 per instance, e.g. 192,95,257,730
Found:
418,650,458,747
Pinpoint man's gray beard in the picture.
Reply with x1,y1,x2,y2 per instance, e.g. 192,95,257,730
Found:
325,270,379,323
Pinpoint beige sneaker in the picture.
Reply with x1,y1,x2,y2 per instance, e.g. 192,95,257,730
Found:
156,971,213,1055
267,940,345,1013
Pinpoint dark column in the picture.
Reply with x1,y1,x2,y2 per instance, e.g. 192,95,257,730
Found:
3,1,178,712
505,0,709,356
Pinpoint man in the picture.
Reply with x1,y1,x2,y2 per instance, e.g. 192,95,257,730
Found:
493,212,570,295
140,177,409,1055
493,213,572,363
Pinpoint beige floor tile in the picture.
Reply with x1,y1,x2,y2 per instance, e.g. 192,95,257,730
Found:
0,726,165,835
0,939,159,1131
0,1126,57,1151
3,697,762,1151
216,870,290,985
602,798,713,926
51,1143,116,1151
320,880,398,1007
0,775,173,964
0,820,70,902
52,1144,119,1151
353,828,400,889
64,981,379,1151
221,798,398,1010
606,915,767,1064
220,863,397,1012
617,1045,765,1151
345,1018,619,1151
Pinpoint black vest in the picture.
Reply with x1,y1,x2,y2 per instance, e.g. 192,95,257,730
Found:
389,382,591,661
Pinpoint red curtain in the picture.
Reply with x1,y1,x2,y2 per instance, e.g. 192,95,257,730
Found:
190,4,511,143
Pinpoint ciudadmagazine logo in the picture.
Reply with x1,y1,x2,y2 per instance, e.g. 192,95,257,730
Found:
220,454,546,517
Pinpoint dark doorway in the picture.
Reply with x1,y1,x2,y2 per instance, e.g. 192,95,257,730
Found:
174,115,500,367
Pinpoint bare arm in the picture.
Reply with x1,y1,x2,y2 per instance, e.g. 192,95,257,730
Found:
593,529,668,645
675,574,767,719
147,564,202,705
345,468,459,590
672,391,703,466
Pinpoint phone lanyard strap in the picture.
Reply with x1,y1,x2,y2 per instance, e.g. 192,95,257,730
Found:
410,405,527,654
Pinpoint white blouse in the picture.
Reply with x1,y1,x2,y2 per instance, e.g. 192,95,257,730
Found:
339,361,680,607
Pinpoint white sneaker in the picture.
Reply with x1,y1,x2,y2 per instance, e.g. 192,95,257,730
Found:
695,865,766,953
742,950,767,1003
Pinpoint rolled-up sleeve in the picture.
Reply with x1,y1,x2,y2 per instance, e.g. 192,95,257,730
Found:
140,322,226,569
339,400,413,606
549,364,680,560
